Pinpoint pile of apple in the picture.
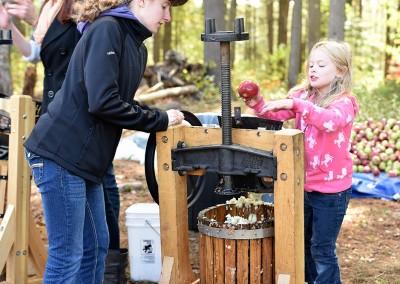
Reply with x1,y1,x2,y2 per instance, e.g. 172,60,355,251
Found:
351,118,400,177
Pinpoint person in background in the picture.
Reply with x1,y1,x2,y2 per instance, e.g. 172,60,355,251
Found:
0,1,127,282
4,0,187,282
238,40,358,284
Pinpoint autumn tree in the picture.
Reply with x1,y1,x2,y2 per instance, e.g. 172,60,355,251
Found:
288,0,302,88
328,0,345,40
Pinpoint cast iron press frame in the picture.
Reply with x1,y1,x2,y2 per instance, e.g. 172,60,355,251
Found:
171,18,281,195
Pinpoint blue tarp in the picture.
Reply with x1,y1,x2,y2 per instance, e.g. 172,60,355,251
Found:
351,173,400,201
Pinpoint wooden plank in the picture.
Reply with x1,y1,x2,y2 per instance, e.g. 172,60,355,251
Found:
28,214,47,276
236,239,249,284
159,256,174,284
187,169,205,176
216,205,225,223
273,129,304,284
250,239,262,284
199,234,206,284
0,205,15,272
6,95,35,284
183,127,275,151
0,160,7,216
204,235,214,283
262,237,274,284
213,237,224,284
224,239,236,284
157,127,196,283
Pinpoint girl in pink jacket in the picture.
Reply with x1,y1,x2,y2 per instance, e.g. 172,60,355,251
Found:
239,40,358,284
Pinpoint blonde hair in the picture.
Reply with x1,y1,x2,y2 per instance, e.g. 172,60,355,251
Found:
73,0,132,22
290,40,353,108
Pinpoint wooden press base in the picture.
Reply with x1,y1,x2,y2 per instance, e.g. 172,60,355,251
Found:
156,126,305,283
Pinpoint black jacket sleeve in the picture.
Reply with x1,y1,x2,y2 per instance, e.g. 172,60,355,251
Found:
82,20,168,132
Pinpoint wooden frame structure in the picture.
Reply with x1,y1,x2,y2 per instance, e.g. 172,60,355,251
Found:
156,126,305,283
0,95,47,284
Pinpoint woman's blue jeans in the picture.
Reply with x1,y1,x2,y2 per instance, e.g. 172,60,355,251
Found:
25,151,109,284
304,188,352,284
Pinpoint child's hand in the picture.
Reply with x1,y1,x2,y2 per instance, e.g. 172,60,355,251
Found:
263,99,293,112
237,80,262,107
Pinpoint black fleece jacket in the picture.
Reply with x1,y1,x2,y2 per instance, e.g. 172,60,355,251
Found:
25,16,169,183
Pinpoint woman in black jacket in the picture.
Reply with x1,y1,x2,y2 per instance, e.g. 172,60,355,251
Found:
22,0,186,282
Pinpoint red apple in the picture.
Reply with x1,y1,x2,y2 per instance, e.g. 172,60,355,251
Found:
237,80,260,99
372,167,380,177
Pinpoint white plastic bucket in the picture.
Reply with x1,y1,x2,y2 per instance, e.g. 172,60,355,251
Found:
125,203,161,282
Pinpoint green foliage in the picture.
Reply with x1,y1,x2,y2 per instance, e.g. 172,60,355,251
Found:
345,5,386,87
10,47,28,95
180,65,219,111
354,79,400,121
232,44,289,95
168,3,205,64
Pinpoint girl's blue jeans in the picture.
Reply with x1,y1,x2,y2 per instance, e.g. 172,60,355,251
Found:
304,188,352,284
102,165,120,250
25,150,109,284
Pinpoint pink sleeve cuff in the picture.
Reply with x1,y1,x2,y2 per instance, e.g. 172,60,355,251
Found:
252,97,266,114
292,97,306,113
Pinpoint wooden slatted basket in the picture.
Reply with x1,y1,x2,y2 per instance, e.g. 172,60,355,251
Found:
198,202,275,284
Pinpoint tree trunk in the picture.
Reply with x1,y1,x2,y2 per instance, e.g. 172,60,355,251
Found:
163,9,172,59
22,66,37,97
228,0,237,67
204,0,225,85
288,0,302,88
266,0,274,53
252,7,257,63
153,32,161,64
136,85,198,103
384,1,400,79
244,4,252,60
328,0,345,40
0,46,12,96
307,0,321,52
278,0,289,45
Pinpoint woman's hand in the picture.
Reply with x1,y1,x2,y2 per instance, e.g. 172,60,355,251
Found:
0,4,11,29
263,99,294,112
166,109,184,126
5,0,37,26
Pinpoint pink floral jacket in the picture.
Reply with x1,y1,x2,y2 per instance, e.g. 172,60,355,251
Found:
252,90,359,193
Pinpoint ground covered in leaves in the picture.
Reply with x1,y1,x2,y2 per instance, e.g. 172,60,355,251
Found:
29,159,400,283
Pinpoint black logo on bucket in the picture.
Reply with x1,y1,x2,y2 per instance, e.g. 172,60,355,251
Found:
141,239,155,263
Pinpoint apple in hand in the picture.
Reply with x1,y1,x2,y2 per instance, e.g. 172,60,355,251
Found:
237,80,260,99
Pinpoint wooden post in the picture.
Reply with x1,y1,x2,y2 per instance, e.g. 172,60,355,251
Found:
156,126,196,283
6,95,35,283
273,129,305,284
156,126,304,283
0,160,7,216
0,204,15,271
159,256,174,284
0,95,47,283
